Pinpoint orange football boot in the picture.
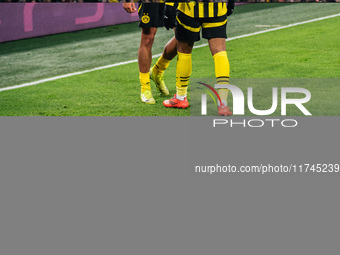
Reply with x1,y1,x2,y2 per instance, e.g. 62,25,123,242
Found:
218,103,232,116
163,94,189,109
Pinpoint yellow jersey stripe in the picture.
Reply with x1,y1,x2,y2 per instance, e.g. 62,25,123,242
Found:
165,2,174,7
202,18,227,29
217,2,223,17
186,3,195,18
208,3,214,18
176,16,201,33
178,2,228,18
199,4,204,18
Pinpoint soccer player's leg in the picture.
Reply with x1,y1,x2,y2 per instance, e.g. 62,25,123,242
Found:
150,36,177,96
150,3,178,95
138,3,164,104
213,50,232,116
209,39,232,116
203,17,232,116
163,41,192,108
163,12,200,109
139,27,157,104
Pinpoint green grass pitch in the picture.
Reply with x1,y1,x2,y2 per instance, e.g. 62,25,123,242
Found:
0,3,339,116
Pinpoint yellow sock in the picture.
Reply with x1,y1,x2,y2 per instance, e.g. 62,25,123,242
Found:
213,51,230,103
217,89,229,105
176,51,192,97
153,55,171,76
139,72,151,92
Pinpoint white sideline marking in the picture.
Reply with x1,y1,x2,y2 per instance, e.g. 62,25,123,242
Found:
1,13,340,93
255,25,281,27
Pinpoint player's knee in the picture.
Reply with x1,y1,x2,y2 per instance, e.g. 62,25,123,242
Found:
178,41,194,54
141,34,155,49
208,38,226,56
212,50,227,58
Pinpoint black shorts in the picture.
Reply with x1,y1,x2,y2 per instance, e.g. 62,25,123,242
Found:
175,11,227,42
138,3,165,28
